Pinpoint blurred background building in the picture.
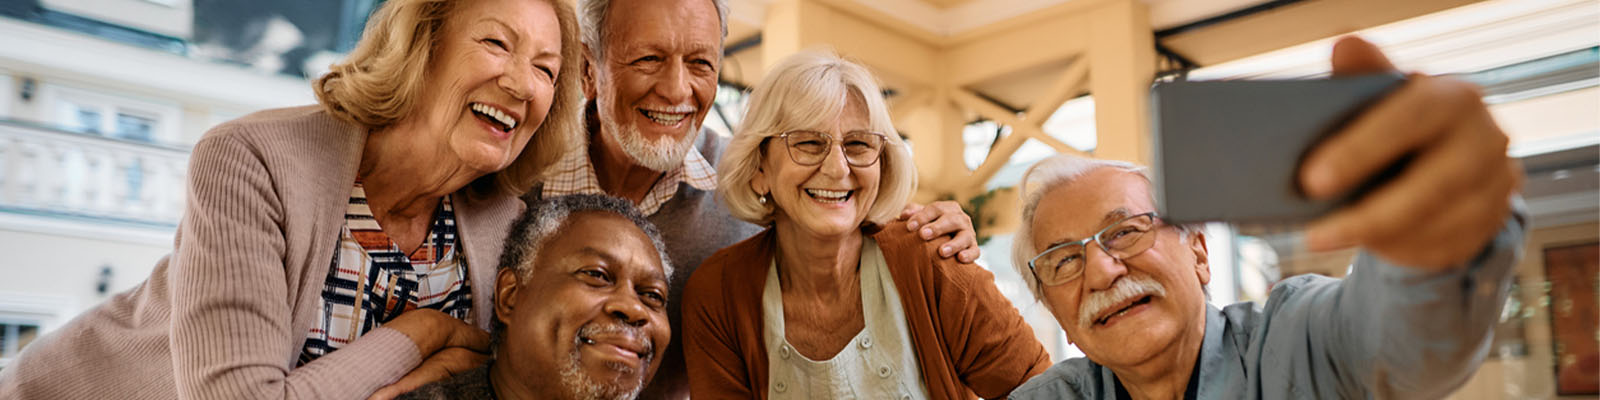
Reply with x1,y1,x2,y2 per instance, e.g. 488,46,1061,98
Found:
0,0,1595,397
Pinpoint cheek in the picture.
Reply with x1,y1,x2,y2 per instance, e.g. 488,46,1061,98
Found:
1042,288,1082,326
693,79,718,107
650,313,671,349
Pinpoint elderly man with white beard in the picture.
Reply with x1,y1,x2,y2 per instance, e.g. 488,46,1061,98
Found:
1008,37,1527,400
534,0,984,398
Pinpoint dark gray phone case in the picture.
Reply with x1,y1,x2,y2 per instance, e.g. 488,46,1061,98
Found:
1151,74,1407,225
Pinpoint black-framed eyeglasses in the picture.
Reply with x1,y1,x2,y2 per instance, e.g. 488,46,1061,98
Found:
1027,212,1161,287
773,130,888,167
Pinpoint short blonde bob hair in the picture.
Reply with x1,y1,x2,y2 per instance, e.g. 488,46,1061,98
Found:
718,50,916,226
313,0,585,193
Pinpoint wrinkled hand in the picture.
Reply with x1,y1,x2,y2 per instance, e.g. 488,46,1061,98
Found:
367,347,490,400
899,201,981,263
381,308,491,357
1299,36,1521,270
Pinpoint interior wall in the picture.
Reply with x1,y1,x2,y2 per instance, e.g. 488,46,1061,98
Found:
1450,221,1599,399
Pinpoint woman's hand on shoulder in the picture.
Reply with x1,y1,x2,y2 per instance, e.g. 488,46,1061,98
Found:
367,347,489,400
368,310,491,399
382,309,490,359
899,201,981,263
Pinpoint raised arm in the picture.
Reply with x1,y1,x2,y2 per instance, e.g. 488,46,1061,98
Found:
168,132,424,399
1271,35,1528,398
1263,206,1525,398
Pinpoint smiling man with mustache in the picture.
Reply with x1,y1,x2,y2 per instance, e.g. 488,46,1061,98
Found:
1006,36,1528,400
401,194,673,400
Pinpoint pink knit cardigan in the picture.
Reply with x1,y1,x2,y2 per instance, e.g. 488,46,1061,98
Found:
0,106,524,399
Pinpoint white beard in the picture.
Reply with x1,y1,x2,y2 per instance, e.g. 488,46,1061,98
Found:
606,116,696,172
594,77,700,172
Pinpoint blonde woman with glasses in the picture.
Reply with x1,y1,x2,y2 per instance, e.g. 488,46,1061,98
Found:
681,51,1050,400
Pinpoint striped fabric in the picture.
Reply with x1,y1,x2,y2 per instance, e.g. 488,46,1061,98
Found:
541,143,718,215
299,182,473,365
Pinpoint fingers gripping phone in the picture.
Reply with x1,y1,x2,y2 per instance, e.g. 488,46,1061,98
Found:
1151,74,1408,225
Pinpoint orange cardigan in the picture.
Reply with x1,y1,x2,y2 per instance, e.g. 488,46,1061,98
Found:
682,221,1051,399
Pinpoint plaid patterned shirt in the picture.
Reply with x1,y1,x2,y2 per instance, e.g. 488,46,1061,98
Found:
298,182,473,365
541,144,718,215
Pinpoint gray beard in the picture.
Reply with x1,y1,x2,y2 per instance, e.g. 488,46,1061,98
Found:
558,344,646,400
598,109,698,172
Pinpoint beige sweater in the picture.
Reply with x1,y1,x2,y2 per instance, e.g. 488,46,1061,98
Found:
0,106,524,399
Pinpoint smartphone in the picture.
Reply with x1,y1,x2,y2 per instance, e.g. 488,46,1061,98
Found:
1151,73,1408,225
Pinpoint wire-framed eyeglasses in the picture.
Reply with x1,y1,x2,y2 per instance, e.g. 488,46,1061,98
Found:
773,130,888,167
1027,212,1162,286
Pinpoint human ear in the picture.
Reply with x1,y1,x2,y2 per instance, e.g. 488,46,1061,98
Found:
750,160,770,198
581,45,598,100
1189,230,1211,285
494,267,522,325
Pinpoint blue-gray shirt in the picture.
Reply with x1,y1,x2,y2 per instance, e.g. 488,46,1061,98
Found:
1010,213,1526,400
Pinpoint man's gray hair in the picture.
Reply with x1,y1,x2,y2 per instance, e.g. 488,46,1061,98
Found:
1009,154,1196,307
498,194,673,281
580,0,730,61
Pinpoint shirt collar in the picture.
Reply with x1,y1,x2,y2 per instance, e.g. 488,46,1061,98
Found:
541,144,718,215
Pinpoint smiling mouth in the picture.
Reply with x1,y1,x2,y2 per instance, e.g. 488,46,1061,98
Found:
579,336,651,362
805,189,854,204
470,102,519,132
1095,295,1153,326
638,108,691,126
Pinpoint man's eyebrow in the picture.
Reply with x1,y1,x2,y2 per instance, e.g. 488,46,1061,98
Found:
1100,207,1132,226
572,246,669,281
1042,207,1134,249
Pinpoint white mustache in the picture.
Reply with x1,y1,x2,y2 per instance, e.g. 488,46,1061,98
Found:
1078,274,1167,329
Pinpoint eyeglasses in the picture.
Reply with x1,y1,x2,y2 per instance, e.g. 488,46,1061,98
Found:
773,130,888,167
1027,212,1161,287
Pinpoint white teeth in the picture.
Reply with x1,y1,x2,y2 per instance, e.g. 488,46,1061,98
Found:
804,189,851,203
641,109,688,125
471,103,518,130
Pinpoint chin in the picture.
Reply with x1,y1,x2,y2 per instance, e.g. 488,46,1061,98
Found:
1082,322,1179,366
454,142,518,173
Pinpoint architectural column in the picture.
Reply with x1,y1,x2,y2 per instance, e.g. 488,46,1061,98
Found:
1087,0,1155,164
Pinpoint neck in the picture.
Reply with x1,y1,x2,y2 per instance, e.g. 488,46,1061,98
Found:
589,123,664,205
1110,311,1207,400
772,218,864,298
360,124,481,220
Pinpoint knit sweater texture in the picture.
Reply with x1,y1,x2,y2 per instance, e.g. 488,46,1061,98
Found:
0,106,523,399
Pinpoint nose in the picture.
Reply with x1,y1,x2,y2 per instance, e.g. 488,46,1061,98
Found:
604,290,652,328
1080,241,1128,292
497,61,537,102
817,142,850,178
655,59,692,104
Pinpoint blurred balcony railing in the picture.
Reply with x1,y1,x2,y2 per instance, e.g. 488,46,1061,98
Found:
0,119,188,227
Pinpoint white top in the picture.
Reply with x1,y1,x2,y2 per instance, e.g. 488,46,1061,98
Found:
762,238,931,400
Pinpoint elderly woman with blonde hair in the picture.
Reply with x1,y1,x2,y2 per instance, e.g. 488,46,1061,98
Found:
0,0,583,398
682,51,1051,399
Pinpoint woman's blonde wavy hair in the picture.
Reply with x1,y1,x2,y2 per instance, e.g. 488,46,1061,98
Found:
313,0,585,194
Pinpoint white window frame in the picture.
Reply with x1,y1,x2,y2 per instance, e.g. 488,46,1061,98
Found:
0,293,72,369
0,71,13,120
39,83,182,144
